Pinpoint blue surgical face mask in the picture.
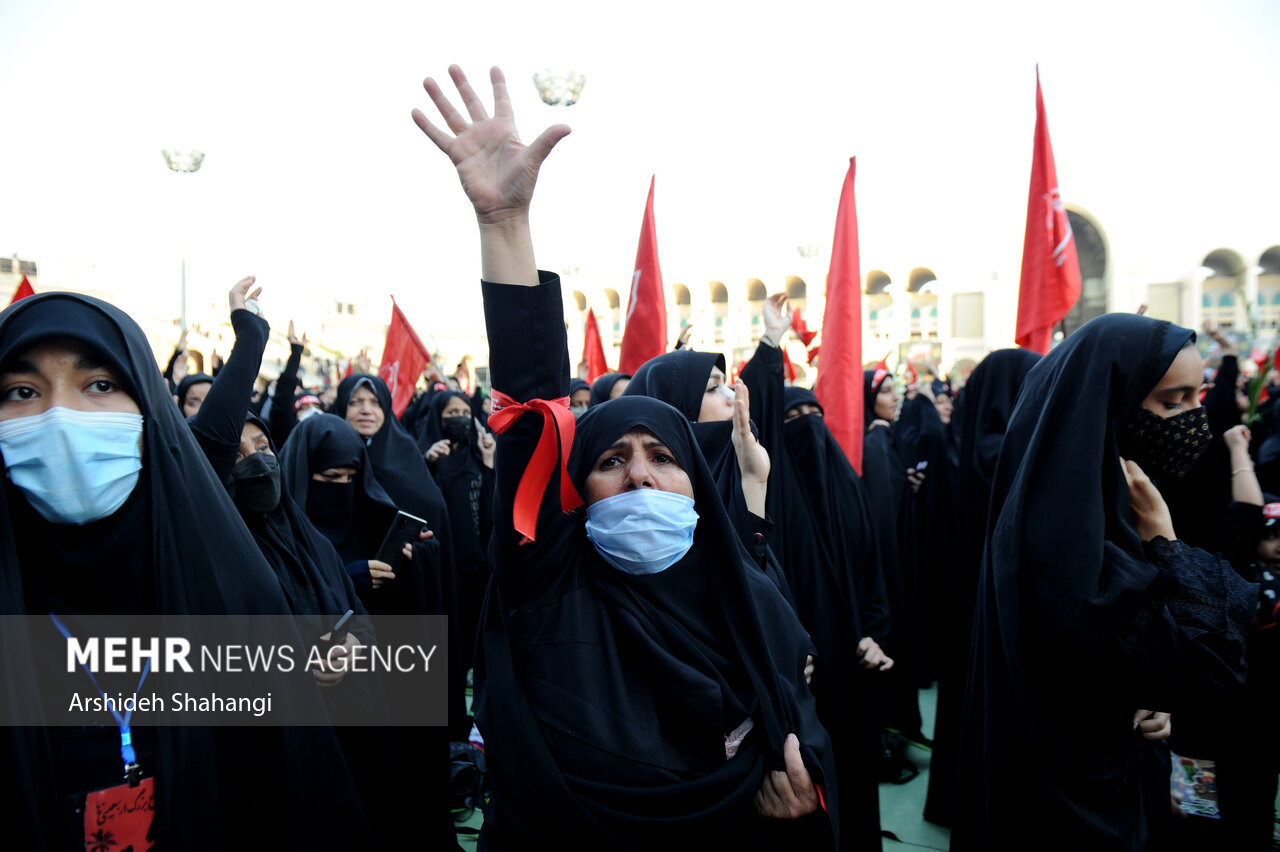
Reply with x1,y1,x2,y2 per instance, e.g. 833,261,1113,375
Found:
584,489,699,575
0,407,144,525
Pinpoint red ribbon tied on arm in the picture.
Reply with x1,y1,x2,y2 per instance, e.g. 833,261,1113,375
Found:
487,390,584,543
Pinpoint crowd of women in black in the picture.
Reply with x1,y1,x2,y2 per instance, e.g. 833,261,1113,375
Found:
2,62,1275,851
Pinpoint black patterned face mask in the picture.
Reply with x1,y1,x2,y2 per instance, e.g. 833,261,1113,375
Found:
1117,405,1212,478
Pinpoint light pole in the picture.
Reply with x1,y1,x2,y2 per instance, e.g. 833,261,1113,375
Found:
161,149,205,331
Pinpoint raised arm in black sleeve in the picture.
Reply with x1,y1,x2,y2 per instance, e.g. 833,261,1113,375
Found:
188,309,269,488
482,273,582,604
267,340,304,448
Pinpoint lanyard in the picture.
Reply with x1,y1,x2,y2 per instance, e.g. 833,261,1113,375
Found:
48,613,151,786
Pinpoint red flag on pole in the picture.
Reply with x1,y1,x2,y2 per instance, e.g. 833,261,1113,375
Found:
618,176,667,374
1015,68,1082,354
9,275,34,305
814,157,865,475
378,297,430,418
583,307,610,382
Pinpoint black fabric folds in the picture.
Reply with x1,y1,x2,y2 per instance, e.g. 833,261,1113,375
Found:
781,385,891,851
951,314,1256,851
588,371,630,406
860,370,922,742
477,276,837,850
0,292,369,849
278,413,400,566
922,347,1039,828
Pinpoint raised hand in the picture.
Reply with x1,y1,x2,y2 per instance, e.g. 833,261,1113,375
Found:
1121,458,1176,541
229,276,262,315
288,319,308,348
412,66,570,226
731,381,770,517
762,293,790,346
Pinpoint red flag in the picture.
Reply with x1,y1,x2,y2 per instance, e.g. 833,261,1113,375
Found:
813,157,864,475
618,176,667,373
791,309,817,347
1015,68,1082,354
9,275,34,305
378,298,430,418
583,307,610,382
781,347,798,384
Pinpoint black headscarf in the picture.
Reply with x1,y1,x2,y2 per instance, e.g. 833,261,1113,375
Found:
569,377,591,401
860,368,923,741
332,374,467,737
175,372,213,411
624,351,795,603
0,293,368,849
780,386,890,850
588,371,630,406
420,391,490,566
278,413,400,570
625,351,725,421
335,374,449,530
479,394,837,848
952,314,1256,850
923,347,1039,828
236,414,369,633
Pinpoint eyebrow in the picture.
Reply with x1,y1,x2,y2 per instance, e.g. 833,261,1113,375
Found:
0,355,112,376
603,439,674,452
1156,385,1198,394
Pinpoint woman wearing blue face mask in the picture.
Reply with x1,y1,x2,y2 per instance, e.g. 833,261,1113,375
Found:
415,64,836,849
0,292,370,848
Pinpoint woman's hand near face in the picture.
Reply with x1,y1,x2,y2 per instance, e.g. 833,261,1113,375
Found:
1121,458,1176,541
731,382,769,516
425,439,451,464
478,429,496,468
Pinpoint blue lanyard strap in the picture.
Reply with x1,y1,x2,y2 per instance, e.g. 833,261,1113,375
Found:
48,613,151,782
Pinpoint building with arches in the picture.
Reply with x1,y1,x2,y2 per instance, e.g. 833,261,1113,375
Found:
559,200,1278,388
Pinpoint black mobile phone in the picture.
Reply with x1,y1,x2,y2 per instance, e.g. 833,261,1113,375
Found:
915,460,929,471
318,609,355,650
374,511,428,565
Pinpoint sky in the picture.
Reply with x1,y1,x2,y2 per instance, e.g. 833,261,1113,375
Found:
2,0,1277,364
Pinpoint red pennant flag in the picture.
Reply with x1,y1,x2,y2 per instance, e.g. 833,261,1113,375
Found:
378,298,430,418
583,307,611,382
813,157,864,475
791,309,818,347
9,275,34,305
781,347,798,384
618,176,667,374
1015,68,1082,354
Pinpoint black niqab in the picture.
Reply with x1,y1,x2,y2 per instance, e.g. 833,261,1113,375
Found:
952,314,1255,851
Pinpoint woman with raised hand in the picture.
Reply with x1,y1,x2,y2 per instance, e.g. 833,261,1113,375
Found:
952,315,1255,851
413,64,837,850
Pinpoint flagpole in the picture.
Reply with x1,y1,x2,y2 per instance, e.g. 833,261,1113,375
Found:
161,149,205,332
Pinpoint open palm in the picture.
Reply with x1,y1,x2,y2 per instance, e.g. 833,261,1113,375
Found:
413,66,569,224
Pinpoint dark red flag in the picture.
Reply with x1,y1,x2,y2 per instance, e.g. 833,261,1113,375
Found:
583,307,610,382
9,275,34,305
1015,68,1082,354
791,309,818,347
813,157,864,475
378,298,430,418
618,176,667,373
